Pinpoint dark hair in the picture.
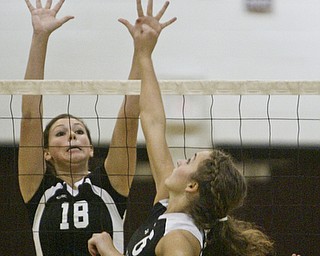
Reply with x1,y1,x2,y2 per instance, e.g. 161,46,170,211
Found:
43,113,93,149
188,149,274,256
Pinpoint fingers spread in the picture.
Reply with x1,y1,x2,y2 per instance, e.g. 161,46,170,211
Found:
136,0,144,17
35,0,42,9
147,0,153,17
161,17,177,29
52,0,65,14
25,0,35,12
44,0,53,9
155,1,169,20
59,16,75,26
118,18,134,32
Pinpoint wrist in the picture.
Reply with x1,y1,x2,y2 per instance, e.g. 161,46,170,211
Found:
31,33,50,51
136,51,152,61
139,55,153,67
32,31,50,42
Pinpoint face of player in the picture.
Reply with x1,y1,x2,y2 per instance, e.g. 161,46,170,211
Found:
165,150,212,193
44,118,93,167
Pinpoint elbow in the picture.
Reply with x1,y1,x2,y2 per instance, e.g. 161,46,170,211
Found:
21,96,42,119
140,111,166,128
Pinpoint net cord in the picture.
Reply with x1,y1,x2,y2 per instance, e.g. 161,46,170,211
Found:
1,80,320,95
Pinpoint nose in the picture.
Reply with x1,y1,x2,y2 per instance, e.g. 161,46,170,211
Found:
177,159,187,167
68,131,76,141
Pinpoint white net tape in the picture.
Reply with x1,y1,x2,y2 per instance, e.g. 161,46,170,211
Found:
1,80,320,95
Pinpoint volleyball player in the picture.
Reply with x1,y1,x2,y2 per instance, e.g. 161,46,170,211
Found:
19,0,140,254
88,0,276,255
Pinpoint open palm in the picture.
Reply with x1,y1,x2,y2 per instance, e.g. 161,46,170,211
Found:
119,0,176,54
25,0,73,34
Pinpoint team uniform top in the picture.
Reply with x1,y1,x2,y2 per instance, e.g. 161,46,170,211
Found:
125,199,204,256
26,165,127,256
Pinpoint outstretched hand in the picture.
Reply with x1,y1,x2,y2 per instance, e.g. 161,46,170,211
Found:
25,0,74,36
118,0,176,56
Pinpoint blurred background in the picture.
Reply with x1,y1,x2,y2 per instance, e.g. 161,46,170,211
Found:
2,0,320,81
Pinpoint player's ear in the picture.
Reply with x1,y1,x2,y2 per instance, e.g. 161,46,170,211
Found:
185,181,199,193
44,150,51,161
89,145,94,158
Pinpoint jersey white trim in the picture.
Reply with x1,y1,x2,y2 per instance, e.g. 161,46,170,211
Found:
89,180,124,253
32,183,64,256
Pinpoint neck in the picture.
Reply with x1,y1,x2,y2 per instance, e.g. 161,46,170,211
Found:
60,174,86,189
166,193,189,214
54,162,89,187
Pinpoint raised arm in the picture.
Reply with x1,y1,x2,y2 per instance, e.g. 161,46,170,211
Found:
120,0,177,203
104,40,140,197
19,0,74,202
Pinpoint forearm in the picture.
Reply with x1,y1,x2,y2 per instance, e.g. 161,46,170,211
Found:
128,51,141,80
105,52,140,196
139,55,166,126
112,50,140,143
23,33,47,121
138,52,173,203
124,51,140,119
110,50,140,154
24,33,50,80
20,31,46,184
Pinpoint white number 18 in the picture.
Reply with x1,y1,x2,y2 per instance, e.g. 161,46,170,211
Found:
60,200,89,230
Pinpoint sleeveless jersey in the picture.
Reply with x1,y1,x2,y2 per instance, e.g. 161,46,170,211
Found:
125,199,204,256
26,165,127,256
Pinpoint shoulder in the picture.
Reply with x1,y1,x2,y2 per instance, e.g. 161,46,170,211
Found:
156,229,201,256
27,172,61,203
160,212,203,245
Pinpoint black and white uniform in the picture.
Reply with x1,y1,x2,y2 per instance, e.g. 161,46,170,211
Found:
26,165,127,256
125,199,204,256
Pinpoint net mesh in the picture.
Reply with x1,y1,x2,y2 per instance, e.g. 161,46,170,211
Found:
0,80,319,255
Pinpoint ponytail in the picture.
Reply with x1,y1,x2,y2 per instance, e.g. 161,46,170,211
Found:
203,216,274,256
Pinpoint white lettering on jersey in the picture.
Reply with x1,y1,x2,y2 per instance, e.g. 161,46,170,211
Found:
132,229,154,256
60,200,89,230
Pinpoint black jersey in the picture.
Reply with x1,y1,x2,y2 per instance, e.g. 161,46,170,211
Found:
125,199,204,256
26,165,127,256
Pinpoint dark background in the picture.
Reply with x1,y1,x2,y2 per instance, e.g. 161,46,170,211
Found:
0,145,319,255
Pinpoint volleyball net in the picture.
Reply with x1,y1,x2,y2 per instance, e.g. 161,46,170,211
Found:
1,80,320,176
1,80,320,151
2,80,320,141
0,80,319,254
